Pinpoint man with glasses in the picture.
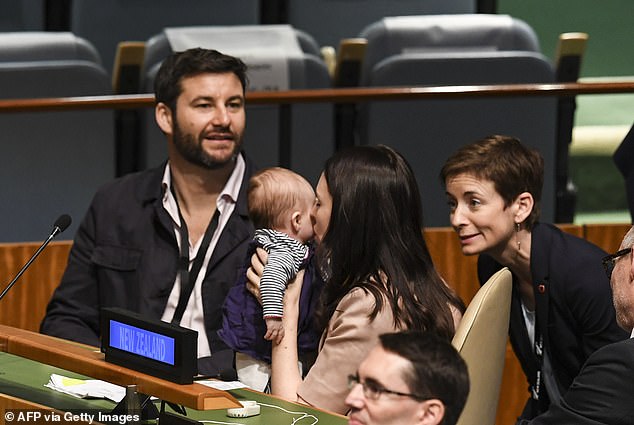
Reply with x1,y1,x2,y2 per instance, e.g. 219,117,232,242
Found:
346,331,469,425
521,226,634,424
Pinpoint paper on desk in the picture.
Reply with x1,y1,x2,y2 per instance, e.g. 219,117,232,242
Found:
45,374,126,403
197,380,247,391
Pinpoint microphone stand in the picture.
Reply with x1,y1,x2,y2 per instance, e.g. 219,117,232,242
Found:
0,224,66,302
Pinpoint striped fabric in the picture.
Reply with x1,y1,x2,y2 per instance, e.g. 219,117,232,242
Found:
254,228,310,318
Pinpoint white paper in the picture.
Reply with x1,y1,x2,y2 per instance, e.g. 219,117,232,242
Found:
197,379,247,391
45,374,126,403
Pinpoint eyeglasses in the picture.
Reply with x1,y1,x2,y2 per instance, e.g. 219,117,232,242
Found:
347,374,427,401
602,247,631,279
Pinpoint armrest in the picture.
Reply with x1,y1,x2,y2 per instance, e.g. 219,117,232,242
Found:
112,41,146,94
334,38,367,87
555,32,589,82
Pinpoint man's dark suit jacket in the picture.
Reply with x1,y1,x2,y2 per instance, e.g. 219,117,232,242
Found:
522,337,634,425
40,155,256,375
478,222,628,419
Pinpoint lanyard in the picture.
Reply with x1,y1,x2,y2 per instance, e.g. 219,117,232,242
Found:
531,280,549,404
531,332,544,401
171,204,220,325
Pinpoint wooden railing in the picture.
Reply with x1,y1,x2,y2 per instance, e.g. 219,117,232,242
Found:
0,223,630,424
3,80,632,173
1,81,634,112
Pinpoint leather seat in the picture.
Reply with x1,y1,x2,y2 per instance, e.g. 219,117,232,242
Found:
452,267,513,425
0,32,114,241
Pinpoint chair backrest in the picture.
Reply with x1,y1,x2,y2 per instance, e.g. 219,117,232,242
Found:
0,32,114,242
358,50,557,227
359,14,541,85
452,267,512,425
70,0,260,74
140,26,334,185
553,32,589,223
0,31,101,63
286,0,476,49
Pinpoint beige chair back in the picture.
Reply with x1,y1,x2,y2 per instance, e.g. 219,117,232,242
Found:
452,267,513,425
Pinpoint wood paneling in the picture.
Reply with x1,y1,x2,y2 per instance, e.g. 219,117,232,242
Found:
425,227,480,303
0,241,71,331
584,223,631,253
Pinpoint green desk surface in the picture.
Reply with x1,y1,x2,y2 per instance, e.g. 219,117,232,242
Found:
0,352,347,424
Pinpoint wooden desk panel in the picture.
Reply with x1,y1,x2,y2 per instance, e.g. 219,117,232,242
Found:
0,241,71,332
0,325,240,411
0,351,347,424
584,223,631,253
425,227,480,304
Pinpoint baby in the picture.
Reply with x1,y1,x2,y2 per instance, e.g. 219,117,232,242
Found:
248,167,315,342
219,167,317,390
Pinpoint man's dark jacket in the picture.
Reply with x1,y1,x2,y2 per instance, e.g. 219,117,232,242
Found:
522,338,634,425
41,156,256,375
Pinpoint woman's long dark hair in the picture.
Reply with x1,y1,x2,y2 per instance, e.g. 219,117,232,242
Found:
315,145,464,340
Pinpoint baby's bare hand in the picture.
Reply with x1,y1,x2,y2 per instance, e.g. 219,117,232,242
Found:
264,317,285,344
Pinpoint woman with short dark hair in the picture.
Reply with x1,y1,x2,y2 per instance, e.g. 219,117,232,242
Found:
441,135,628,421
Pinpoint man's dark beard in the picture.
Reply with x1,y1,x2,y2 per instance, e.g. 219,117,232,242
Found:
172,121,240,170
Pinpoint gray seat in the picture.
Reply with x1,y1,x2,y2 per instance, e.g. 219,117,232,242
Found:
0,31,101,64
356,15,557,227
0,32,115,242
0,0,44,31
141,26,334,185
359,14,541,85
70,0,260,74
286,0,476,49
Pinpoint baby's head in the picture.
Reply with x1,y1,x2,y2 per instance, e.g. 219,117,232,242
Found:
248,167,315,243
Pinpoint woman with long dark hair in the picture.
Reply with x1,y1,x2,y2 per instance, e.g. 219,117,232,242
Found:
252,145,464,414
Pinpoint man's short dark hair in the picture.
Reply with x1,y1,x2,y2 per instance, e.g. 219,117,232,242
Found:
154,48,248,112
379,331,470,425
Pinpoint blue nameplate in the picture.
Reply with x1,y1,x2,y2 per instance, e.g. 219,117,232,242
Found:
101,307,197,384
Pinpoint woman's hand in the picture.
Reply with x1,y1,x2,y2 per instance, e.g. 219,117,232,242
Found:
246,247,268,303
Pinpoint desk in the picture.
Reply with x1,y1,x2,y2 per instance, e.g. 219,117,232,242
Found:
0,352,347,424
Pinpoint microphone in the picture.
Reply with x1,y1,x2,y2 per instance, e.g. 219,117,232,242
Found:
51,214,72,238
0,214,72,302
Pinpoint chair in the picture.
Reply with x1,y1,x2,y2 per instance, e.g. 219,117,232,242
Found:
0,32,115,242
356,15,558,227
452,267,513,425
284,0,476,50
0,31,101,64
70,0,260,75
358,50,557,227
140,26,334,185
613,122,634,222
359,14,541,85
553,32,589,223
